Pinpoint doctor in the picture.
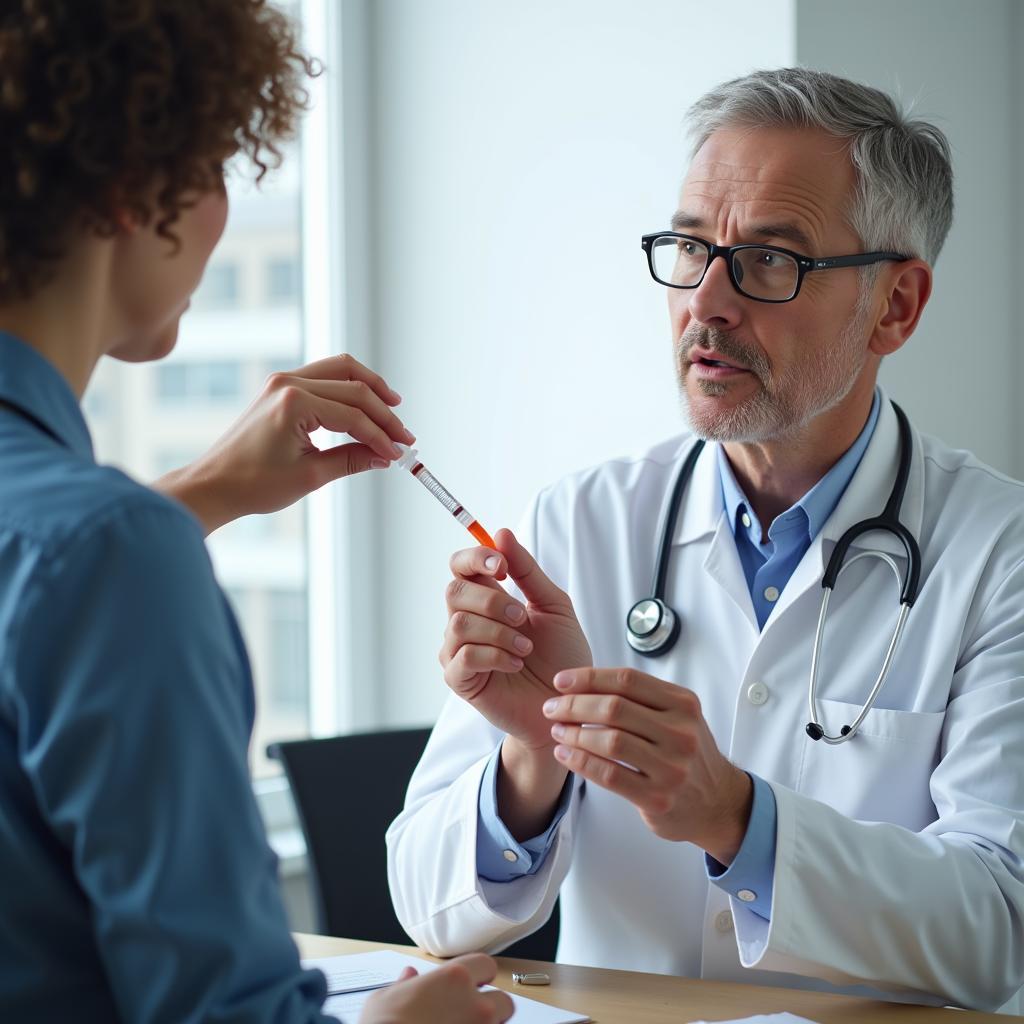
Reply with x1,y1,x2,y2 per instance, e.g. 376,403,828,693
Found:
387,68,1024,1013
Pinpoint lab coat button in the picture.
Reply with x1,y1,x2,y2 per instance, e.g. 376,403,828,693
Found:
746,682,769,706
503,849,518,862
715,910,733,933
741,512,752,529
763,585,780,602
737,889,757,903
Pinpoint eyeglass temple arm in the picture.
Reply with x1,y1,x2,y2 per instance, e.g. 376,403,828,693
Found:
809,251,910,270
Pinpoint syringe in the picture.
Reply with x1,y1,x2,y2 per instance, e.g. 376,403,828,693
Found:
395,445,496,548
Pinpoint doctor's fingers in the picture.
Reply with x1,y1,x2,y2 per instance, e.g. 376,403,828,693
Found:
543,692,661,742
553,667,702,715
549,721,665,776
443,641,525,683
449,545,509,583
445,576,527,625
443,611,533,661
551,741,656,808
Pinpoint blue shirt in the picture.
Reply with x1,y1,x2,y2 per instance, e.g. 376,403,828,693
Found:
477,393,881,921
0,333,329,1022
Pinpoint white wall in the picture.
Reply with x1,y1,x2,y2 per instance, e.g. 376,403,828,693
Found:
352,0,796,726
796,0,1022,476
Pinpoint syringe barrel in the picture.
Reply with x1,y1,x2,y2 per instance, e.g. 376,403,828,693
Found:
395,445,476,528
415,466,476,524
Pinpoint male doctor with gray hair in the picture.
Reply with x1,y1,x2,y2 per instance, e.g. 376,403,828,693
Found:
387,68,1024,1012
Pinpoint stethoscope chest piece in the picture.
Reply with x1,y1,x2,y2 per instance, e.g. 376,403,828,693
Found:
626,597,680,657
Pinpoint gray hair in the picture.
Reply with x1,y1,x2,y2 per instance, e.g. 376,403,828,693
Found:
685,68,953,264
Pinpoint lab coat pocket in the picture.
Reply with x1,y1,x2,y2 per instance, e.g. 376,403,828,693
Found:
797,697,944,828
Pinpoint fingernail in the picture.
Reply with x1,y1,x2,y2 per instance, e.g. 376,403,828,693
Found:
506,604,525,623
553,671,573,690
543,698,559,715
370,458,389,470
402,428,416,443
513,635,532,653
484,555,500,572
551,723,566,739
510,657,524,670
553,745,570,761
391,389,403,402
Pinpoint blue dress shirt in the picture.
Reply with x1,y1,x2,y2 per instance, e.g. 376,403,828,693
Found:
477,393,881,920
705,392,879,917
0,333,330,1022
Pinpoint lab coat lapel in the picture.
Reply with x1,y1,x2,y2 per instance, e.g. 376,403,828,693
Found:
667,437,758,630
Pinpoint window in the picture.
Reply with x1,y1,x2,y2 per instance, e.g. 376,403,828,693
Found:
266,258,300,304
193,262,240,309
269,589,309,715
155,362,243,405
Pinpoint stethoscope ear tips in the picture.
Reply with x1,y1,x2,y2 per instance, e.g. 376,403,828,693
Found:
805,722,824,741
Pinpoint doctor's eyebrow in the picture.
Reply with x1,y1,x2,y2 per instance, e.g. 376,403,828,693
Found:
669,211,815,252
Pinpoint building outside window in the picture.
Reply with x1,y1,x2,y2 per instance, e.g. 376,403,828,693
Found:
267,258,300,304
155,362,243,405
192,262,240,309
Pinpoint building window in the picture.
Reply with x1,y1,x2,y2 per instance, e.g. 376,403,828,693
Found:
194,262,240,309
269,589,310,715
156,362,243,405
266,258,299,304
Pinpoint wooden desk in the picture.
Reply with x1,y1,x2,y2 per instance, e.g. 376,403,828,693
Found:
295,933,1016,1023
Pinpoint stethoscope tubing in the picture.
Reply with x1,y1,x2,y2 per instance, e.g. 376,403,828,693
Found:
806,402,920,742
625,400,921,744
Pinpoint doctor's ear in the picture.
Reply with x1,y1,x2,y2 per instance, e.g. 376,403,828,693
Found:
867,259,932,357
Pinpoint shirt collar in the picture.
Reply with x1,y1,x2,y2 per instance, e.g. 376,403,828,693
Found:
0,331,94,460
717,388,882,546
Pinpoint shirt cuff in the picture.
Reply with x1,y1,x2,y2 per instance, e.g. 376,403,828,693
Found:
476,743,573,883
705,772,777,920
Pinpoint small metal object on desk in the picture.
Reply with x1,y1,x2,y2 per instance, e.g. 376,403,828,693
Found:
511,971,550,985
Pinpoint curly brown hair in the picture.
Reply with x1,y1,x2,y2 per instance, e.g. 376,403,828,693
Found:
0,0,317,302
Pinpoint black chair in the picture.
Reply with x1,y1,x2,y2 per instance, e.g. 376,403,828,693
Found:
267,728,560,960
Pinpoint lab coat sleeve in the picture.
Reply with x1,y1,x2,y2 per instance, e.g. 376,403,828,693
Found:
386,492,582,956
733,555,1024,1011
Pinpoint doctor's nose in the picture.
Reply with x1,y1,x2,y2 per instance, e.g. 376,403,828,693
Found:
686,255,744,332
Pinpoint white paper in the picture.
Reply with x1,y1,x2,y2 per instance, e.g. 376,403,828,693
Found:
303,950,590,1024
688,1015,819,1024
303,950,411,995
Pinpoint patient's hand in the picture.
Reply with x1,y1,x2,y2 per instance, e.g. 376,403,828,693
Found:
154,353,414,535
359,954,514,1024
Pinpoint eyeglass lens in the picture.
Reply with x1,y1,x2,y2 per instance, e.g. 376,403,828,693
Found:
650,235,800,301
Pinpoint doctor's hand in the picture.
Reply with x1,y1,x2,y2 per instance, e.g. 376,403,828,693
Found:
440,528,592,754
542,667,754,865
359,954,514,1024
153,354,415,535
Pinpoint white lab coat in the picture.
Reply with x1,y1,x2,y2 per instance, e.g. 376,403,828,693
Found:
386,393,1024,1013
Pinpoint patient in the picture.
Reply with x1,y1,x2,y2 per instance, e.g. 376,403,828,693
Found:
0,2,511,1022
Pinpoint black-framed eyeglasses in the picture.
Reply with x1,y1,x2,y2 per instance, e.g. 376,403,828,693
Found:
641,232,910,303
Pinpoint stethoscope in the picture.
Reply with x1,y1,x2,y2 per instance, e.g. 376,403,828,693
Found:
625,401,921,744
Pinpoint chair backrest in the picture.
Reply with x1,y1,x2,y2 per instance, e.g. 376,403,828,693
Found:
268,728,430,944
268,728,560,960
